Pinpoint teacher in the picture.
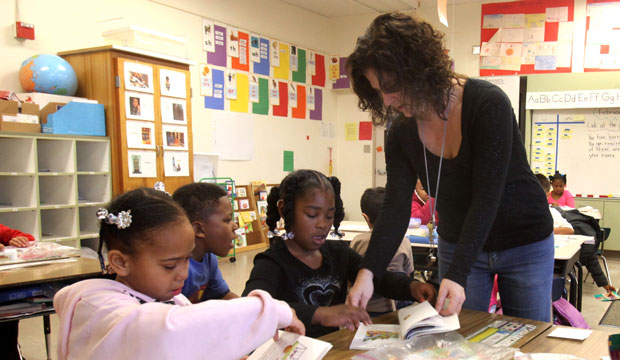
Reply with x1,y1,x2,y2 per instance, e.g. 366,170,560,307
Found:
346,12,554,321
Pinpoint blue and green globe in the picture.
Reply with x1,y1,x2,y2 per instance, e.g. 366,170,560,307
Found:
19,54,78,96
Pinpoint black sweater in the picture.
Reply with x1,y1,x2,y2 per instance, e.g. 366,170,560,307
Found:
363,79,553,287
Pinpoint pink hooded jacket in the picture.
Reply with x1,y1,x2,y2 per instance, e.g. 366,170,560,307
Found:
54,278,293,360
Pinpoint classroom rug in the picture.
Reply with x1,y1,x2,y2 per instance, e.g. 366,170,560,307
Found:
600,301,620,327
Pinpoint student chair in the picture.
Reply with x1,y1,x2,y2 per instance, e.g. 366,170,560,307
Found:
598,227,612,286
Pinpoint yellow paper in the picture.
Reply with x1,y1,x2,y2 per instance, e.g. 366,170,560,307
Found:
230,73,249,113
525,14,545,28
273,44,290,80
344,122,358,141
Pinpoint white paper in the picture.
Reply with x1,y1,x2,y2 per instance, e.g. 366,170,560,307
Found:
202,18,215,52
556,41,572,68
162,124,188,151
539,42,558,56
546,7,569,22
558,22,574,42
600,54,620,69
159,69,186,98
163,151,189,177
503,14,525,28
269,78,280,106
501,56,521,71
160,97,186,124
123,62,154,93
248,331,332,360
249,34,261,63
483,14,503,29
193,153,218,182
307,87,315,111
488,28,502,43
524,27,545,42
350,324,401,350
270,39,280,67
290,45,298,71
211,112,255,161
307,51,316,75
480,56,502,68
481,42,501,57
126,120,155,149
500,43,522,58
584,44,602,68
547,327,592,340
125,92,154,121
225,70,237,100
227,27,239,58
249,75,260,103
288,82,297,108
501,28,524,43
128,150,157,178
199,64,213,97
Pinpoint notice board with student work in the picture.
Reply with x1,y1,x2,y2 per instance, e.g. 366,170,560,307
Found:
528,97,620,197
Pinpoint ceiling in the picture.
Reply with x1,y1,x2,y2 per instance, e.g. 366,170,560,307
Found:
279,0,482,18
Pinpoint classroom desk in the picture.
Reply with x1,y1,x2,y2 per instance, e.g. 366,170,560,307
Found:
318,308,552,360
520,325,618,360
554,235,589,311
0,257,102,360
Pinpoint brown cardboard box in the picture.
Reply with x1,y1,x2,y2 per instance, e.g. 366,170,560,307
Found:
0,99,41,133
39,102,67,125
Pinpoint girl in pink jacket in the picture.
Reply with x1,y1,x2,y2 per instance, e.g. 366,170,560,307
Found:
54,188,304,360
547,171,575,208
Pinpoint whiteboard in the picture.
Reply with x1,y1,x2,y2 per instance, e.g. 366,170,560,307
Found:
530,108,620,196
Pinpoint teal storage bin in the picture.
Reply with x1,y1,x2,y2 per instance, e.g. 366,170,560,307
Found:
42,102,105,136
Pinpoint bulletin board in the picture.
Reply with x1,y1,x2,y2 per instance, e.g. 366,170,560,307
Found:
584,0,620,72
529,108,620,197
480,0,574,76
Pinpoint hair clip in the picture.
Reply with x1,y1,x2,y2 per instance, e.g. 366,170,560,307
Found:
97,208,132,229
154,181,171,196
267,230,281,239
330,230,344,239
283,232,295,240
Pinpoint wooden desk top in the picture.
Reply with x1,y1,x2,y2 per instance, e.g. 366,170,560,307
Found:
520,325,618,360
319,309,551,360
0,257,101,288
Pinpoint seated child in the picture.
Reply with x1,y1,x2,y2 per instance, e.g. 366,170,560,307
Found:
173,183,239,303
535,174,574,235
243,169,436,338
351,187,414,316
0,224,35,360
410,178,436,225
53,188,304,360
548,171,575,208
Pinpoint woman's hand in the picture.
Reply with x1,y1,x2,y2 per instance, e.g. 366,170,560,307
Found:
346,268,374,309
435,278,465,316
9,236,30,248
313,304,371,331
410,281,437,304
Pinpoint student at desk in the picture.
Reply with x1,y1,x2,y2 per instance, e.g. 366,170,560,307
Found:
548,171,575,208
0,224,35,360
410,178,436,225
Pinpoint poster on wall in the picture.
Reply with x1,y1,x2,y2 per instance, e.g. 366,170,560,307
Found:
250,34,261,63
225,70,237,99
161,97,187,124
126,120,156,150
290,45,299,71
124,92,154,121
200,64,213,97
202,18,215,52
159,69,186,98
307,86,315,111
269,78,280,106
271,40,280,67
307,51,316,76
249,75,260,103
288,82,297,108
124,62,154,93
163,124,189,151
228,27,239,58
584,0,620,71
128,150,157,178
164,151,189,177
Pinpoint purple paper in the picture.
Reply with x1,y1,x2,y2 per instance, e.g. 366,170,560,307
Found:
333,57,350,89
207,25,227,67
204,68,225,110
309,88,323,121
254,37,270,76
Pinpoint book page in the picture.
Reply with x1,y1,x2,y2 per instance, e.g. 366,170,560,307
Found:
397,301,460,339
349,324,401,350
248,331,332,360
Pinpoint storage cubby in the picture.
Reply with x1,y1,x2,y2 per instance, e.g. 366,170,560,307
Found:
0,175,37,210
39,175,76,207
78,174,111,204
77,140,110,172
37,139,75,173
40,208,77,242
0,137,35,173
79,206,102,238
0,210,39,241
80,237,101,253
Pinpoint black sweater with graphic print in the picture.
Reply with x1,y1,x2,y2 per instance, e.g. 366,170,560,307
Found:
242,239,415,337
362,78,553,288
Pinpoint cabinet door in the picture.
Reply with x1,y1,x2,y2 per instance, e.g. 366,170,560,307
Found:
116,59,194,194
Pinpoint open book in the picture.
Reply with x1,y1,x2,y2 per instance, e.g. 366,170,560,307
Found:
248,331,332,360
350,301,460,350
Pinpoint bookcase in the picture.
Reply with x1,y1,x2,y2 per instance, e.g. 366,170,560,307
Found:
0,132,111,249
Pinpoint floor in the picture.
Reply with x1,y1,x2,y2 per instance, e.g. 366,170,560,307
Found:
18,249,620,359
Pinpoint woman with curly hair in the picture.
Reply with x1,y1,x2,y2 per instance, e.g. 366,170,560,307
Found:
346,12,554,322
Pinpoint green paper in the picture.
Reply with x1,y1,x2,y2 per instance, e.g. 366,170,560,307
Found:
292,48,306,83
283,150,294,172
252,77,269,115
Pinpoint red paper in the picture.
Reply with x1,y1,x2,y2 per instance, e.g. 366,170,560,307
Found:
359,121,372,141
601,44,610,54
312,54,326,87
292,85,306,119
231,31,250,72
544,22,559,42
272,81,288,117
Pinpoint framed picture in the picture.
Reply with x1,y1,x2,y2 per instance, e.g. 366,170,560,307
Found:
160,69,187,98
124,62,154,93
125,92,154,121
162,125,188,151
163,151,189,177
127,150,157,178
239,199,250,210
161,97,187,124
126,120,156,149
237,187,247,198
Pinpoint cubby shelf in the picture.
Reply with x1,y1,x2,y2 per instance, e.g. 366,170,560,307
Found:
0,132,111,250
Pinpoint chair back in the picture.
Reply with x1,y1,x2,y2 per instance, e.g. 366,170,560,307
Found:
600,227,611,254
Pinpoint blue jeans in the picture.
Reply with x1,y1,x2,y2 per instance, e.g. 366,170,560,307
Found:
438,233,554,322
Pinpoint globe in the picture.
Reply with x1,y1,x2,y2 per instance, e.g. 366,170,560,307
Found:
19,54,78,96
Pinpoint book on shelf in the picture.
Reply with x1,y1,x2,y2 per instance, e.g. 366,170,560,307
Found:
349,301,460,350
248,331,332,360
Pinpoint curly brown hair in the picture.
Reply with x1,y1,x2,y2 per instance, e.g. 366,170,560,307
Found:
347,12,461,126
